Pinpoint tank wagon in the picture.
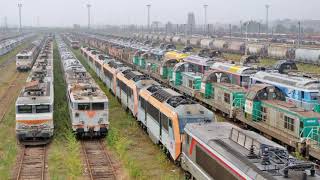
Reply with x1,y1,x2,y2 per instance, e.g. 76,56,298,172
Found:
246,43,267,56
181,122,318,180
200,38,214,49
267,44,295,59
227,41,246,54
131,33,320,65
15,37,54,145
295,48,320,65
57,37,109,138
16,38,43,71
172,36,182,44
189,37,201,47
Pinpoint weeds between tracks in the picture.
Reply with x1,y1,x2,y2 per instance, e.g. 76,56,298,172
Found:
48,41,82,179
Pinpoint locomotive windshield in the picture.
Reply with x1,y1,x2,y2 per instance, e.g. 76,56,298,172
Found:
17,105,32,113
36,105,50,113
179,117,210,133
77,102,106,110
310,92,320,102
78,103,90,110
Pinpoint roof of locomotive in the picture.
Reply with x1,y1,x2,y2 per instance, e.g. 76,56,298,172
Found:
17,40,53,105
68,83,107,103
16,81,53,105
185,122,318,180
252,71,320,91
183,55,215,66
213,82,246,92
263,100,320,118
210,62,257,75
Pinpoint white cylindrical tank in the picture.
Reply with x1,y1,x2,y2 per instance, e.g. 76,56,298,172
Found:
247,43,266,55
295,48,320,64
200,39,214,49
228,41,245,53
190,37,201,46
172,36,182,44
212,40,227,50
267,45,289,59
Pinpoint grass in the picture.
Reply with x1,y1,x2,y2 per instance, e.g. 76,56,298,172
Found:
72,48,183,180
48,41,82,179
0,106,18,179
0,40,34,179
223,53,242,62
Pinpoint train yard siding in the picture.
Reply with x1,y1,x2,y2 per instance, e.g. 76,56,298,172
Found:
79,37,320,161
0,75,29,178
47,41,83,179
0,42,31,179
72,48,184,179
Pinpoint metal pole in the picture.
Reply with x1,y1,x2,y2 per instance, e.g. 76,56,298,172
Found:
245,22,249,55
204,4,208,36
265,4,269,40
298,21,301,48
87,4,91,29
4,16,7,32
18,3,22,32
229,24,232,40
258,22,261,38
147,4,151,33
240,20,242,38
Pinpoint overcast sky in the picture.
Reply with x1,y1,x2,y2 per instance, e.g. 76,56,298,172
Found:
0,0,319,27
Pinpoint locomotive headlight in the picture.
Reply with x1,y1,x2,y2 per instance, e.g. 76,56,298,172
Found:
40,124,49,129
18,124,28,129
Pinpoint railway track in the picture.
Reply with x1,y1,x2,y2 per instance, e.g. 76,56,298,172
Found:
81,140,116,180
16,145,47,180
0,72,25,122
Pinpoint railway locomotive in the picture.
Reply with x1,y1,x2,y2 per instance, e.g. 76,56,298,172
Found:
78,39,320,180
181,122,319,180
15,37,54,145
0,33,33,56
81,46,214,161
57,37,109,138
75,33,320,161
16,38,44,71
251,71,320,112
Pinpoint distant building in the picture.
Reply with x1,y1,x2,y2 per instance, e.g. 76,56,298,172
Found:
151,21,161,32
165,21,173,34
187,12,196,35
73,24,80,29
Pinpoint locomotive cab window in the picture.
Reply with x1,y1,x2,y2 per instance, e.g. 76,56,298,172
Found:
36,105,50,113
78,103,90,110
224,93,230,103
310,92,319,101
284,116,295,131
160,113,168,131
92,102,105,110
17,105,32,114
